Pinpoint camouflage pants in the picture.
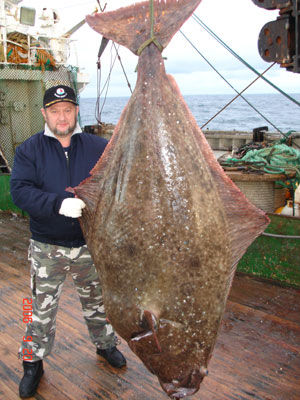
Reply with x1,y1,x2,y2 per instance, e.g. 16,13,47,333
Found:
19,239,117,361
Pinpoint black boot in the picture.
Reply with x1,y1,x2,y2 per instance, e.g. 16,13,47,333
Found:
19,360,44,398
96,346,126,368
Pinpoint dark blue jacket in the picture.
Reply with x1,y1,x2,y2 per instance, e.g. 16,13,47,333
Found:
10,130,108,248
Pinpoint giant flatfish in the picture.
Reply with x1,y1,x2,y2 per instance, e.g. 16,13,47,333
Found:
71,1,270,398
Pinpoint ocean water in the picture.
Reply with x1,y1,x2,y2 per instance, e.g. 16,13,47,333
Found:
79,93,300,134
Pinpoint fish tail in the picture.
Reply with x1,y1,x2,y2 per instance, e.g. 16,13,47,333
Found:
86,0,202,55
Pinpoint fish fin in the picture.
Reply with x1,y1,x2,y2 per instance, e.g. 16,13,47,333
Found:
71,107,127,239
129,310,162,355
159,368,203,398
166,73,270,284
86,0,202,54
69,177,100,238
143,310,162,353
65,182,99,239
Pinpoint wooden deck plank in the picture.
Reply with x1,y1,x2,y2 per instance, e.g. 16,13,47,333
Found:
229,274,300,324
0,211,299,399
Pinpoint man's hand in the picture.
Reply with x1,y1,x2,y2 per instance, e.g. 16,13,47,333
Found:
59,198,86,218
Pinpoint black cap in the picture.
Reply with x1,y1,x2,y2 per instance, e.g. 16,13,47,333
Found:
43,85,78,108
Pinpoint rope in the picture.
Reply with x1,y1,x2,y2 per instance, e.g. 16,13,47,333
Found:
137,0,163,55
180,30,284,135
96,0,107,12
94,1,132,122
192,14,300,108
150,0,155,38
113,42,133,94
262,232,300,239
95,42,118,124
200,62,278,129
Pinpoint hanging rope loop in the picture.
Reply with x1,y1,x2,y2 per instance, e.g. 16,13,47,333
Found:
137,0,163,55
137,37,163,56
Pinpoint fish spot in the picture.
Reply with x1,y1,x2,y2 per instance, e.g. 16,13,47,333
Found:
126,244,136,257
179,282,194,297
190,256,201,269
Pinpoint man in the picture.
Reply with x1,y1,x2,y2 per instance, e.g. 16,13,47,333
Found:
10,85,126,399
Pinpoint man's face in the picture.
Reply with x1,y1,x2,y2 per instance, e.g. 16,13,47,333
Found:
41,102,79,137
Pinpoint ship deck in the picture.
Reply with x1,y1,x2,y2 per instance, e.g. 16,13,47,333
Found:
0,211,299,400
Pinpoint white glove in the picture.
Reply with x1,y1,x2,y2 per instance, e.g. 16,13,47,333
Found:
59,198,86,218
295,185,300,204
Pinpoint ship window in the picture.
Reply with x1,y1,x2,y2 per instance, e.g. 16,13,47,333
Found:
20,7,36,26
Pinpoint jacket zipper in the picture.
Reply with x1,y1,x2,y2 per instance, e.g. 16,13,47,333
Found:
64,148,71,187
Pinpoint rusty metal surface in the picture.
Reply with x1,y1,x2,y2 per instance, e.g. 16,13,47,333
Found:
252,0,300,73
252,0,292,10
258,16,293,65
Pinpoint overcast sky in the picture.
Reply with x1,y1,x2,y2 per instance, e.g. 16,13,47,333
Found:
21,0,300,98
